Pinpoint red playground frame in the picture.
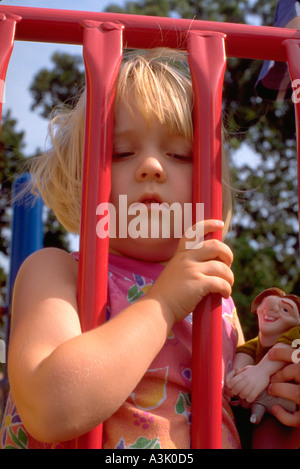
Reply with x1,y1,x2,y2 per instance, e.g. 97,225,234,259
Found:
1,6,300,449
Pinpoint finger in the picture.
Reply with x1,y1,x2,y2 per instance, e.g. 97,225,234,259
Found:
230,377,249,398
268,347,294,363
271,364,300,384
195,273,233,300
189,240,234,270
178,219,224,252
225,369,236,385
272,406,300,428
237,381,257,402
268,382,300,405
239,387,254,402
193,260,234,286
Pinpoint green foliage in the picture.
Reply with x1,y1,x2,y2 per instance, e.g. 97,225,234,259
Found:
30,52,85,119
0,111,27,305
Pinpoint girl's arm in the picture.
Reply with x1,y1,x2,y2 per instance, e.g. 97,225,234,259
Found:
8,219,234,443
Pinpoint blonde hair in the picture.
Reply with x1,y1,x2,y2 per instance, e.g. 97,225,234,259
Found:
29,48,232,234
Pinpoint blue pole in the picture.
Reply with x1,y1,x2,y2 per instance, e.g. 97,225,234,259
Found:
7,173,43,304
1,173,43,415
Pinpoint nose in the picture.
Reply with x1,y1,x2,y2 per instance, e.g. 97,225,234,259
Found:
264,296,279,314
135,156,166,183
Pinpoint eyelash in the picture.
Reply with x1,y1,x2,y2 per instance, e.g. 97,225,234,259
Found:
167,153,193,161
113,152,134,159
112,152,193,162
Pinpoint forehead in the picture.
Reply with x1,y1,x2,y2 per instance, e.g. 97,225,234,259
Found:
114,72,193,141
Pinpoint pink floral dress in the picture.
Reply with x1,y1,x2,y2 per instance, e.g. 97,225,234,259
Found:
0,253,241,449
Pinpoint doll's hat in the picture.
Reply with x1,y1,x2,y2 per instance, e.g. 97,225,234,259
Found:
251,287,300,317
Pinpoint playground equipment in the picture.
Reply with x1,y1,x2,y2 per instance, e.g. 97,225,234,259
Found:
0,5,300,449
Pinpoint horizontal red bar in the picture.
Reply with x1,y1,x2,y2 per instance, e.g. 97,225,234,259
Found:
1,5,300,61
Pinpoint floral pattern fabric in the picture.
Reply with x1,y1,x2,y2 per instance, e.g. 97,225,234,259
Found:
0,253,241,449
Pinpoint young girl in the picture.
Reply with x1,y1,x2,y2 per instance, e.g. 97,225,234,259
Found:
0,48,242,449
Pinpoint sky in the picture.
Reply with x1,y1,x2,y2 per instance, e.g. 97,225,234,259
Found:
1,0,125,155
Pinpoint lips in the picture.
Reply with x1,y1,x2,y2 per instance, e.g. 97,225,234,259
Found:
138,193,163,204
264,314,278,322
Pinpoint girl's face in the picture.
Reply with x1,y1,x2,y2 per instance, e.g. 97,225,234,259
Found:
109,102,193,262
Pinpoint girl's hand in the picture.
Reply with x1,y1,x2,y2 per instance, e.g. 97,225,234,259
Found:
148,219,234,323
268,347,300,428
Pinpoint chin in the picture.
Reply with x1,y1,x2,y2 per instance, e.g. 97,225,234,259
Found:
110,237,178,263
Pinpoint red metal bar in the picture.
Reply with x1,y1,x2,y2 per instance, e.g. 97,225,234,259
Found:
188,31,226,449
284,39,300,251
1,5,300,61
2,5,299,450
75,20,123,449
0,12,20,126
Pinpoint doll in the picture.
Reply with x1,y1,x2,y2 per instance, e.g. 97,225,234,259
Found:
226,288,300,424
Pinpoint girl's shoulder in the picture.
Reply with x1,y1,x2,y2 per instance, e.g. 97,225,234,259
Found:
16,247,78,281
12,248,78,314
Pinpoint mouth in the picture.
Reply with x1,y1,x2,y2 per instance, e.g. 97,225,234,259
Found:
133,194,171,211
263,314,278,323
138,194,163,205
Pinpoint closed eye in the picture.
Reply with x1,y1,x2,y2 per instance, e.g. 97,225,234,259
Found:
167,153,193,162
113,152,134,159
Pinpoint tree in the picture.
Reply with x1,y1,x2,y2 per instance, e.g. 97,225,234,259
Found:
0,110,27,304
30,52,85,119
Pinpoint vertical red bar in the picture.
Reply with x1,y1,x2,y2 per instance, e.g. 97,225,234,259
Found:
187,31,226,449
284,39,300,248
0,13,20,128
74,20,123,449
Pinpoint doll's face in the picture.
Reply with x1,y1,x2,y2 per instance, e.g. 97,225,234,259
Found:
257,295,300,345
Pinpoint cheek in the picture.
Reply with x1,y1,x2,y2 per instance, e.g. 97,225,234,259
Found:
175,166,193,202
110,166,128,203
282,314,300,326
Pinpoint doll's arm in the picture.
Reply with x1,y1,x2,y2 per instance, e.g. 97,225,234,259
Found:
225,352,254,399
232,351,254,372
227,343,290,403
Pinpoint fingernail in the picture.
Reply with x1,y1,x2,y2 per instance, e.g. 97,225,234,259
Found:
215,220,224,227
268,383,274,393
